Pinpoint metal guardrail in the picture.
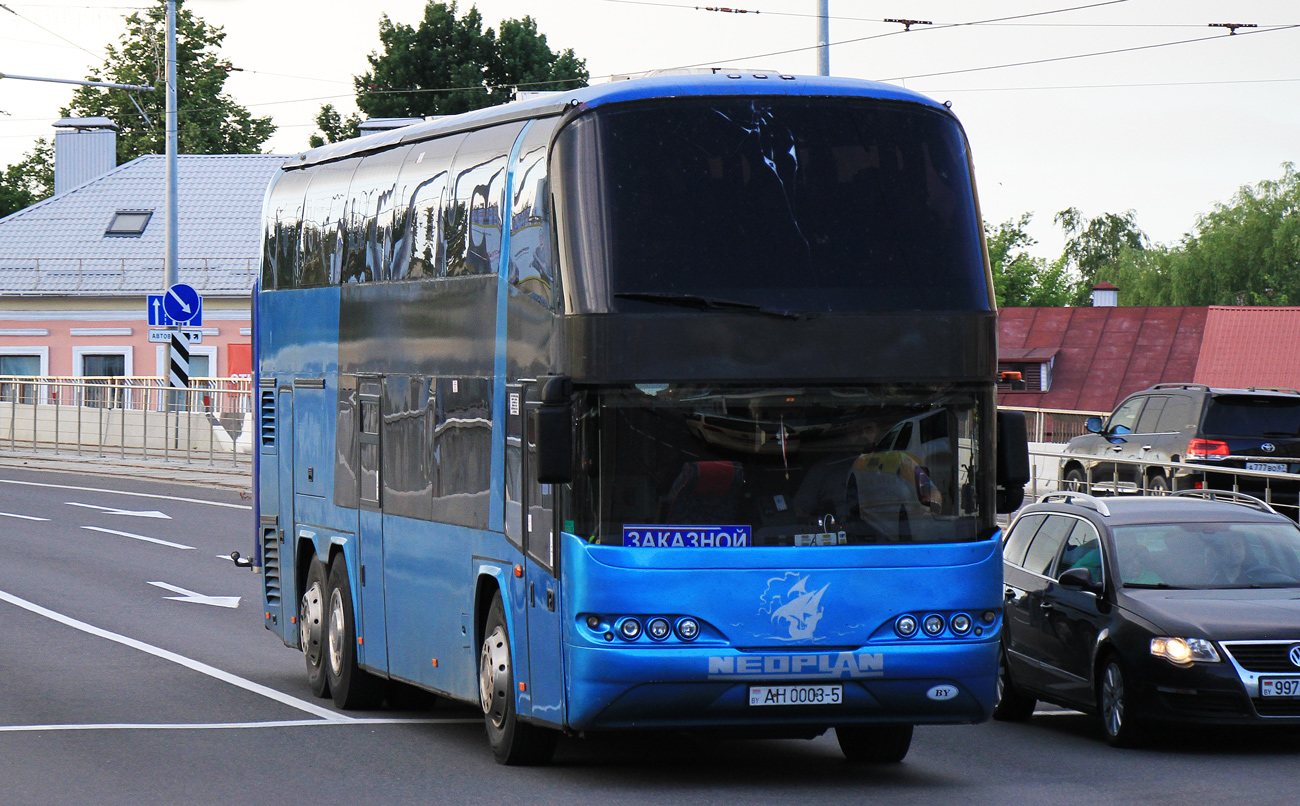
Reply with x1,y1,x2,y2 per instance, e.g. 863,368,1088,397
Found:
1000,405,1106,444
1029,449,1300,520
0,376,252,466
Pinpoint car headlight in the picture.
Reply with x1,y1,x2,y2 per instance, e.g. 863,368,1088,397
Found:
1150,637,1220,666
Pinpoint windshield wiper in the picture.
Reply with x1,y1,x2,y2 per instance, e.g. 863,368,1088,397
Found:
614,292,801,319
1123,582,1186,589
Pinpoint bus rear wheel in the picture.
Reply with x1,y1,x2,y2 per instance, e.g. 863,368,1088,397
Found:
325,557,385,710
479,593,557,765
301,559,330,698
835,724,913,763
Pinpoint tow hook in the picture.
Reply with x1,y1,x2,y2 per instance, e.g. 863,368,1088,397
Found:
230,551,255,570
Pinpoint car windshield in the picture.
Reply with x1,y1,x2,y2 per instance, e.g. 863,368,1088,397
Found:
1112,522,1300,589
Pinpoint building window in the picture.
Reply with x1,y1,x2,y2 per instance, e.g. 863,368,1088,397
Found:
105,209,153,237
73,347,133,409
998,361,1048,393
0,353,43,404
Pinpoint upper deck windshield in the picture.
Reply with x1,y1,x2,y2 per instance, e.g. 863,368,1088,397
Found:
566,385,983,546
556,97,989,313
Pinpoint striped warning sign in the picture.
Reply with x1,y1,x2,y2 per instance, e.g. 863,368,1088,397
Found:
169,330,190,390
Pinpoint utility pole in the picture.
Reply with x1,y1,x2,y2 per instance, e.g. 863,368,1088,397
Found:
816,0,829,76
164,0,178,290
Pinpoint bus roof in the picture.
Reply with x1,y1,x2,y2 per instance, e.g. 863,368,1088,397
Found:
285,73,950,170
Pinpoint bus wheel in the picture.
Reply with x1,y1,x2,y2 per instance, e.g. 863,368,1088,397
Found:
479,593,557,765
325,557,385,710
300,559,330,698
835,724,913,763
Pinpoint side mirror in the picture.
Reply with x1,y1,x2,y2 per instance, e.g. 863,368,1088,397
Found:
996,410,1030,514
535,375,573,484
1058,566,1103,594
1085,417,1103,434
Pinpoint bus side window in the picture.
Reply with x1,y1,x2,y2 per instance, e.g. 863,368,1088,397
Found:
395,134,464,281
447,123,525,278
509,119,559,308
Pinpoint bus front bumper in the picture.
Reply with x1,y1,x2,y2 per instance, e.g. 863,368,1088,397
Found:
563,639,998,731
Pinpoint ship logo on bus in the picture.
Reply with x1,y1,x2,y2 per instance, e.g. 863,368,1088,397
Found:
761,572,828,641
708,652,884,679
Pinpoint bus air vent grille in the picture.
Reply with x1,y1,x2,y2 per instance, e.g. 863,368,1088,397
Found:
262,527,281,605
260,390,276,447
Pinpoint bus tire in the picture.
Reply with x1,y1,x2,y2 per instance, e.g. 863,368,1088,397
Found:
325,557,385,710
301,559,330,698
479,593,557,765
835,723,913,763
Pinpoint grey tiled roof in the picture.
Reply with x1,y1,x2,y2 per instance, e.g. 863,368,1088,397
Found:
0,154,284,297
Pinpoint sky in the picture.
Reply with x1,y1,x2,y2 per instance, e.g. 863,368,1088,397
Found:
1,0,1297,259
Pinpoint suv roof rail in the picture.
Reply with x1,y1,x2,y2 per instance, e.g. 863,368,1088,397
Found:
1243,387,1300,395
1170,489,1278,514
1037,491,1111,517
1151,383,1209,391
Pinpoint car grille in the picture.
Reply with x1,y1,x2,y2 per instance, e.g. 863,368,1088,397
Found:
1253,699,1300,718
1158,690,1247,715
1222,642,1300,673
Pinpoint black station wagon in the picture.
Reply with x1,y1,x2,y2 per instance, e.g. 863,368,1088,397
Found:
995,490,1300,746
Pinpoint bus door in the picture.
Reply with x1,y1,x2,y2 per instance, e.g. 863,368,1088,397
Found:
523,384,564,726
356,378,388,672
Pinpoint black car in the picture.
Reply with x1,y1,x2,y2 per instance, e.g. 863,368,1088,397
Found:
995,490,1300,746
1057,384,1300,508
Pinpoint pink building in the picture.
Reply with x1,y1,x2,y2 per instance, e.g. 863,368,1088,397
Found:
0,118,283,381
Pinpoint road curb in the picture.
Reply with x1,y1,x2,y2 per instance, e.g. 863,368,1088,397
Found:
0,450,251,492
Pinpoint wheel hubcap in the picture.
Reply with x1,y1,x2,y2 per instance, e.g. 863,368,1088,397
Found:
479,625,510,728
1102,663,1124,737
327,587,345,678
300,581,325,665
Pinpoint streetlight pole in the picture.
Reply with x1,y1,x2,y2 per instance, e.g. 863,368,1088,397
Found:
164,0,178,291
816,0,829,76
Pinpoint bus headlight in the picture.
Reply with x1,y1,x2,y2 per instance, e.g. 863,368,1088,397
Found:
923,614,945,636
950,613,972,635
647,617,671,640
675,618,700,641
619,618,642,640
895,615,918,637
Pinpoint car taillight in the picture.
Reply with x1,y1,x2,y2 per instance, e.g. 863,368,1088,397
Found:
1188,438,1230,459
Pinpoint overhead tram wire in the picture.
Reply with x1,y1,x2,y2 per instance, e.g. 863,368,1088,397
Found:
879,24,1300,83
0,2,106,60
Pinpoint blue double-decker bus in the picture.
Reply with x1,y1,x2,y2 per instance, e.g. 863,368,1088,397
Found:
254,72,1029,764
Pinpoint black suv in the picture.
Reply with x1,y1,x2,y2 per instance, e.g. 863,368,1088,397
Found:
1057,384,1300,508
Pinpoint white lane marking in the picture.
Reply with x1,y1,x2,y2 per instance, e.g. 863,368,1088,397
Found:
0,512,49,521
82,526,195,550
0,478,250,510
0,588,347,722
66,502,172,519
147,581,240,609
0,718,478,733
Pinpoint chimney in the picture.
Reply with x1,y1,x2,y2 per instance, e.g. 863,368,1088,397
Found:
52,117,118,195
1091,281,1119,307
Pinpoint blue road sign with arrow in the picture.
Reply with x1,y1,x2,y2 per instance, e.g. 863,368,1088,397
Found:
159,283,202,326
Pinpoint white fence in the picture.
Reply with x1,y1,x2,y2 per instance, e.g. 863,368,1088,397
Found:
0,376,252,466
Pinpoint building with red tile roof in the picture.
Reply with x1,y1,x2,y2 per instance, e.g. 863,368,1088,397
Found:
1193,306,1300,391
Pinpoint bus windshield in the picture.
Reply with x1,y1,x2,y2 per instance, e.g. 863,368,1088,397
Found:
557,98,989,313
567,384,982,546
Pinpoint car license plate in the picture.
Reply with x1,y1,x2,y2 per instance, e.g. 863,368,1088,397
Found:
1260,678,1300,697
1246,462,1289,474
749,684,842,706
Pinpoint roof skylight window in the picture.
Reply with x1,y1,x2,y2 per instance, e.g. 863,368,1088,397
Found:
105,210,153,237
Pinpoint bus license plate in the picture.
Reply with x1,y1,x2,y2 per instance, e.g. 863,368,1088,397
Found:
1246,462,1289,474
1260,678,1300,697
749,684,842,706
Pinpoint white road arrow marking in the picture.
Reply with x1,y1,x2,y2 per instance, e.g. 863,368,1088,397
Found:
0,512,48,521
147,581,240,609
67,502,172,519
82,526,193,550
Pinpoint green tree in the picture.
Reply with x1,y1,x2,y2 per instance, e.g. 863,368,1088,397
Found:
986,214,1074,307
312,1,587,144
1166,163,1300,306
1055,207,1148,305
0,142,53,218
0,0,273,214
308,104,361,149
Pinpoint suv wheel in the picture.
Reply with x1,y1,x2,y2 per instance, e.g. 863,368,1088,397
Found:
1146,473,1169,495
1064,468,1087,492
